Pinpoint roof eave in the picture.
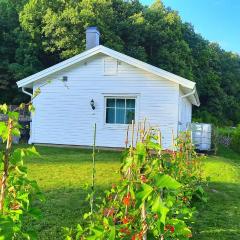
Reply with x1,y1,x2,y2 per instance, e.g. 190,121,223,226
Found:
16,45,197,93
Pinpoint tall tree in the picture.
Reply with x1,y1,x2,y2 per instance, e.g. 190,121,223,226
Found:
1,0,240,125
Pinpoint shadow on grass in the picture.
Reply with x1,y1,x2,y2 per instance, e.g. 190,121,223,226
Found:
24,185,111,240
193,181,240,240
216,145,240,162
25,146,122,165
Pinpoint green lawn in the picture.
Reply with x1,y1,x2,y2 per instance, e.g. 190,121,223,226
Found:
25,146,122,240
24,145,240,240
193,147,240,240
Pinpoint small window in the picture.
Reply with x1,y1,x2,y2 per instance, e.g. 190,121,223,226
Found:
106,98,136,124
104,57,118,75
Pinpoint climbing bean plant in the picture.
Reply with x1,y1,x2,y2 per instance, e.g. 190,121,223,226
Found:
0,104,44,239
66,125,206,239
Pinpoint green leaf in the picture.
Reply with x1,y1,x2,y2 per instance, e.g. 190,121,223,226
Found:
25,146,40,157
8,111,19,120
152,196,169,224
10,149,24,165
76,224,84,238
15,166,27,175
83,212,91,220
17,193,30,207
22,231,37,240
12,128,21,137
0,104,8,114
147,141,161,151
86,227,104,240
154,174,182,190
0,122,7,141
28,104,35,113
0,122,6,135
28,207,42,219
109,226,115,240
136,183,153,202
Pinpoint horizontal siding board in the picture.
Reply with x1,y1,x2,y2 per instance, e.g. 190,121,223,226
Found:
32,55,181,148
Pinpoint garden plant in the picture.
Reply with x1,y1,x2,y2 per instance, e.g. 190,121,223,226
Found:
0,104,44,239
66,123,206,240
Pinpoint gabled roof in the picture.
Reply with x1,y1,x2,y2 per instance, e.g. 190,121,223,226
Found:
17,45,200,106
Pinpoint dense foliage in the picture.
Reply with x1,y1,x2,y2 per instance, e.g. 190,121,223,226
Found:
1,0,240,125
0,104,44,239
217,125,240,153
65,128,206,239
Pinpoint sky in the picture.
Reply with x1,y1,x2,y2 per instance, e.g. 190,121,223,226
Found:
141,0,240,54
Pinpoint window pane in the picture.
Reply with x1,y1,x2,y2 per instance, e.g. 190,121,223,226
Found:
106,108,115,123
126,108,135,124
126,99,135,108
116,108,125,124
116,99,125,108
107,98,115,107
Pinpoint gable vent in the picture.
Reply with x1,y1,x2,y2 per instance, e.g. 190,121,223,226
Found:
104,57,118,75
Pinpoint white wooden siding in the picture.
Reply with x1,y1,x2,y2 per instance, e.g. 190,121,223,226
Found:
31,53,179,148
179,90,192,131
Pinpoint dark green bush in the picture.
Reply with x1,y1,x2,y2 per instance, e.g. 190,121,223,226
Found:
230,125,240,153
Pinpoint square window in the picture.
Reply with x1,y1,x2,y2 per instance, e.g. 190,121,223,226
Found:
106,107,115,123
106,97,136,124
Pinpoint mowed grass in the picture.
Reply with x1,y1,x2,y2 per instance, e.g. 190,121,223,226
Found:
193,147,240,239
25,146,122,240
23,145,240,239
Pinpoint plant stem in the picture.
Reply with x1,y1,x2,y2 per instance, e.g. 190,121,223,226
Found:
0,118,13,212
130,120,135,157
90,123,96,214
125,125,129,148
141,201,147,240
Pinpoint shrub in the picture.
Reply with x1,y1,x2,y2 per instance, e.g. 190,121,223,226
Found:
217,126,240,153
230,125,240,153
65,127,206,239
0,104,44,239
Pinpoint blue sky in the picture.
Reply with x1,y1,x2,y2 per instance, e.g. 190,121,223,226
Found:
141,0,240,54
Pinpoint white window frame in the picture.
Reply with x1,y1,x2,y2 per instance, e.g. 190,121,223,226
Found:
103,94,140,128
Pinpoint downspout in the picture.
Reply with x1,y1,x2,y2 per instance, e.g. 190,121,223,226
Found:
181,87,196,100
179,87,197,132
181,86,200,107
22,87,33,98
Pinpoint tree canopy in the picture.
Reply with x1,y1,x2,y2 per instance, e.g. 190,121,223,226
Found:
1,0,240,126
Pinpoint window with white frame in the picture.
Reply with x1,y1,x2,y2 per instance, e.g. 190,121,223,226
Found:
105,97,136,124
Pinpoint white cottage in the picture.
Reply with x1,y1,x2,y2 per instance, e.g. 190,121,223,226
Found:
17,27,200,149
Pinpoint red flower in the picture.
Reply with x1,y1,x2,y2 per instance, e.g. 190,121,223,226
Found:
132,231,144,240
103,207,114,217
10,202,20,210
182,196,188,202
170,226,175,233
123,193,131,206
122,216,129,224
187,233,193,238
140,175,148,183
165,224,175,233
120,227,131,235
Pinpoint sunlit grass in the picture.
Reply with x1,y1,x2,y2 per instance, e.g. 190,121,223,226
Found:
24,146,122,240
21,144,240,239
192,146,240,240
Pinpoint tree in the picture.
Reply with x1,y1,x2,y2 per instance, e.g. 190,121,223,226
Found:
1,0,240,125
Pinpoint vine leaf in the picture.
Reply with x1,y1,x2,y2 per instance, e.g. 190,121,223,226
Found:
136,183,153,202
154,174,182,190
152,196,169,224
